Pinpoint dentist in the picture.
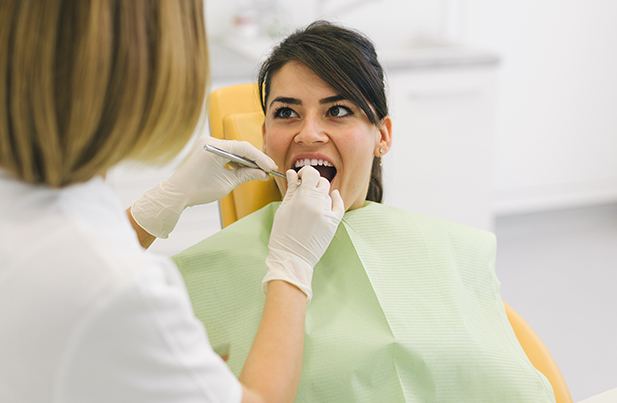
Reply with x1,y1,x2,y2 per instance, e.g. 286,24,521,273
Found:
0,2,343,403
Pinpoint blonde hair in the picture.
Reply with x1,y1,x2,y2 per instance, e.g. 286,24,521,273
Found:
0,0,208,187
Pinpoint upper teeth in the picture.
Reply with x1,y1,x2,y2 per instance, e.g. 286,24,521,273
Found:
294,158,334,168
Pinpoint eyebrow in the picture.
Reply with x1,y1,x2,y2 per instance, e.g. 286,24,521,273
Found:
269,95,348,108
269,97,301,108
319,95,346,104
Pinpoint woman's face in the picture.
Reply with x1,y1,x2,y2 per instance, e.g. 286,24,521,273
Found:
263,61,392,210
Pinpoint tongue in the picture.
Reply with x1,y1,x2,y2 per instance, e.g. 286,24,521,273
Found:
314,165,337,182
292,165,337,182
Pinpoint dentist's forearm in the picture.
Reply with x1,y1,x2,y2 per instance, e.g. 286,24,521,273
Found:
240,280,308,403
126,209,156,249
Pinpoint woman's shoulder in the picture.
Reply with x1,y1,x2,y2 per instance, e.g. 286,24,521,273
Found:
348,202,495,245
342,202,496,268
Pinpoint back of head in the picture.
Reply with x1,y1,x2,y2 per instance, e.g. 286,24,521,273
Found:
258,21,388,202
0,0,208,187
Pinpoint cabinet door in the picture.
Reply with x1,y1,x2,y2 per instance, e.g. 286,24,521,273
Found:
384,67,498,229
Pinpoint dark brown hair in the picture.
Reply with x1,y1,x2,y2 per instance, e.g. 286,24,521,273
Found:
0,0,208,187
258,21,388,202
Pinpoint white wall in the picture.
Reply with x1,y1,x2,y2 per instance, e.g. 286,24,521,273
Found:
463,0,617,214
206,0,450,48
204,1,237,37
208,0,617,216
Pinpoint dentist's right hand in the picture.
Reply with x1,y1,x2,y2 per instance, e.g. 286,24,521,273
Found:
263,166,345,301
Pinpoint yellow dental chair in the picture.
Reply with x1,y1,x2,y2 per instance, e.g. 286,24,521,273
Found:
207,83,573,403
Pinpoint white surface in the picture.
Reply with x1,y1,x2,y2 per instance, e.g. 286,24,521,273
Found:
221,34,499,71
385,66,498,230
579,387,617,403
206,0,448,49
0,175,241,403
463,1,617,214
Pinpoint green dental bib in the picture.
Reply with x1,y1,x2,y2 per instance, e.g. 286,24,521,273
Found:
174,202,554,403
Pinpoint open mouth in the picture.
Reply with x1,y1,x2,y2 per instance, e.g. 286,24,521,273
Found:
292,158,337,183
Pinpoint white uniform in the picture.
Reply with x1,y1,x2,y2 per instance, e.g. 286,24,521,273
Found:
0,172,242,403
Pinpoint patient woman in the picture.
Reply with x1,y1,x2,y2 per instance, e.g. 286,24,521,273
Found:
174,22,555,403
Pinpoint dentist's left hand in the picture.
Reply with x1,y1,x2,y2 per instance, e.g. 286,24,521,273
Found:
130,137,277,239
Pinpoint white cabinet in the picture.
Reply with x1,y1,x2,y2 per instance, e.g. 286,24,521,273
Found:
384,65,498,230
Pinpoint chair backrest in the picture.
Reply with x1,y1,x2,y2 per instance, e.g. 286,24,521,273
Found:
207,83,280,228
207,83,572,403
505,304,572,403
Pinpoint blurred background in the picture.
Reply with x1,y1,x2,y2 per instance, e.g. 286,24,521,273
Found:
108,1,617,400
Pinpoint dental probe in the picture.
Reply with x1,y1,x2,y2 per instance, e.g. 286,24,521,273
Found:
204,144,286,179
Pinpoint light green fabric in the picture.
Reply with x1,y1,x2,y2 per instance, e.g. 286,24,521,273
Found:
174,202,555,403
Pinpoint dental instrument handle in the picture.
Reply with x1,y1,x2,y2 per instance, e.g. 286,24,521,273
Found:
204,144,286,179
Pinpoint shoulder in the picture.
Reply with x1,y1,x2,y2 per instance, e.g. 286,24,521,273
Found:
54,257,242,403
1,218,223,400
351,203,498,291
347,202,496,256
352,202,494,239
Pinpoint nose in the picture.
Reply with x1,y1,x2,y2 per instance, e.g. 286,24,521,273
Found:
294,115,328,145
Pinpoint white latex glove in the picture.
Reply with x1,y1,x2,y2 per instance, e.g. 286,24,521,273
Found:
263,166,345,301
131,137,277,238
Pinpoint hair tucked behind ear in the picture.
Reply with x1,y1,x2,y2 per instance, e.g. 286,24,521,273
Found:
367,157,383,202
258,20,388,203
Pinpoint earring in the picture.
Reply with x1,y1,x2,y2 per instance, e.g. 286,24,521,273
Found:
378,147,386,167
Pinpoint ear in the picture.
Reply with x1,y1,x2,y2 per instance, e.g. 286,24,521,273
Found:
374,116,393,157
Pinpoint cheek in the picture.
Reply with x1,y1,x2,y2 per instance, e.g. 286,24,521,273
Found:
338,130,375,171
264,127,289,195
335,128,377,205
263,127,286,161
341,148,373,187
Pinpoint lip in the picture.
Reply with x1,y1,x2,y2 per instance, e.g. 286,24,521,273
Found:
288,152,337,170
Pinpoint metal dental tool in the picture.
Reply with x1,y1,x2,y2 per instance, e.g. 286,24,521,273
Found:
204,144,286,179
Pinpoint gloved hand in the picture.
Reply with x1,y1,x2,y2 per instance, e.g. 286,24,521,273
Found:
263,166,345,301
131,137,277,238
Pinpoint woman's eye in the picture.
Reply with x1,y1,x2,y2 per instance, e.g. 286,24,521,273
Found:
327,105,352,118
274,107,298,119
